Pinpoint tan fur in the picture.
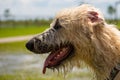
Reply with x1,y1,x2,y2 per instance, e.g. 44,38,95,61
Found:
26,4,120,80
114,72,120,80
52,4,120,80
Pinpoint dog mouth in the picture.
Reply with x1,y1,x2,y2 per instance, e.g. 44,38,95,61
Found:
42,44,74,74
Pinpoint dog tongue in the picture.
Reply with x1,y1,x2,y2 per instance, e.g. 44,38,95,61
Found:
42,47,70,74
43,64,47,74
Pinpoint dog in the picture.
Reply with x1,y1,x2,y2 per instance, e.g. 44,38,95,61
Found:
26,4,120,80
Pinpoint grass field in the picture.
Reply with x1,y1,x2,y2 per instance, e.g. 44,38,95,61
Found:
0,70,92,80
0,41,27,53
0,26,49,38
0,21,120,38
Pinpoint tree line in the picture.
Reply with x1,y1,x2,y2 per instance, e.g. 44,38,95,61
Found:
0,1,120,28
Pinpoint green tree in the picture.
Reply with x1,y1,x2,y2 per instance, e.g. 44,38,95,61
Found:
115,1,120,20
107,5,116,20
4,9,11,20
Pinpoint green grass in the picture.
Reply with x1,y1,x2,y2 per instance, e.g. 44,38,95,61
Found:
0,74,63,80
115,22,120,29
0,70,91,80
108,21,120,29
0,26,49,38
0,41,29,53
0,21,120,38
117,23,120,28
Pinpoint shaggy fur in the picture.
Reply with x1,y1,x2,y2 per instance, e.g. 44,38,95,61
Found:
26,4,120,80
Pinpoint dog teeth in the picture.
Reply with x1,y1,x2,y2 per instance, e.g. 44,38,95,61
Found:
60,51,63,54
48,61,52,64
62,48,66,51
54,57,57,59
57,54,60,57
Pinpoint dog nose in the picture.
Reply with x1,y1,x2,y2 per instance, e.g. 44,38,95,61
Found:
26,40,34,51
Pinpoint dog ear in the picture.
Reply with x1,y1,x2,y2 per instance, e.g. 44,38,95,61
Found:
87,11,105,33
88,11,103,23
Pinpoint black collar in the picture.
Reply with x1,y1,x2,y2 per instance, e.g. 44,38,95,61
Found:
107,64,120,80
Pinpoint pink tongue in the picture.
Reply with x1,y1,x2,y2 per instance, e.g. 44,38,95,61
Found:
42,47,70,74
43,65,47,74
42,50,61,74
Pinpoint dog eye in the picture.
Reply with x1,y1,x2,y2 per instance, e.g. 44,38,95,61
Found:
54,24,62,30
54,19,62,30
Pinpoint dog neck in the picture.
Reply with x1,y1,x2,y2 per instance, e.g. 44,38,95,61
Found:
89,25,120,79
74,25,120,80
107,64,120,80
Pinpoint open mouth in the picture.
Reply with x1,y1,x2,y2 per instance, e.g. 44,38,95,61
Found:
42,45,74,74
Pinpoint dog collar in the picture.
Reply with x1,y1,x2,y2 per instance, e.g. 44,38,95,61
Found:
107,64,120,80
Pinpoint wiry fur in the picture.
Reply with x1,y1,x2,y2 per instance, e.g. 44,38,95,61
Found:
53,5,120,80
27,4,120,80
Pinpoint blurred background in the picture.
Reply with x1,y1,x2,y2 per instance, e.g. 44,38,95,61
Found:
0,0,120,80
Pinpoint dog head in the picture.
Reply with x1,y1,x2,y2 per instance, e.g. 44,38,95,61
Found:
26,4,105,74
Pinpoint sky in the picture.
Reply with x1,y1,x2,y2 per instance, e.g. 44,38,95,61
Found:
0,0,120,20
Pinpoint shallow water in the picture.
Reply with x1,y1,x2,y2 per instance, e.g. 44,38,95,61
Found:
0,52,91,80
0,53,46,74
